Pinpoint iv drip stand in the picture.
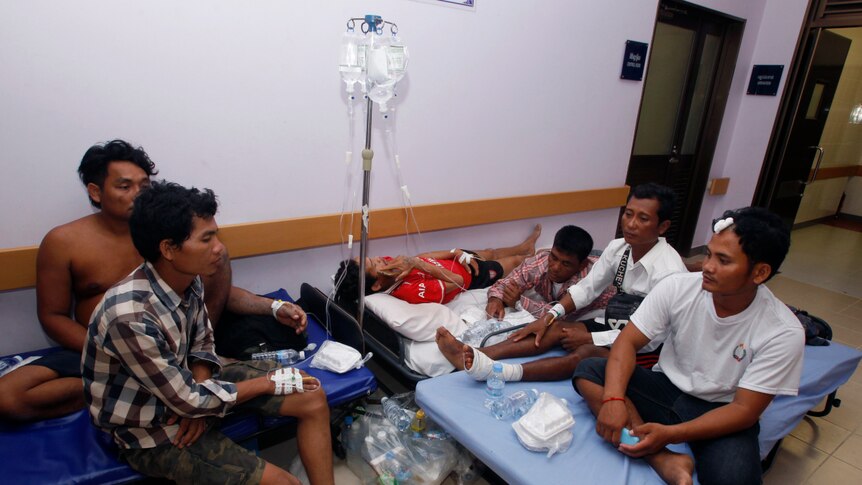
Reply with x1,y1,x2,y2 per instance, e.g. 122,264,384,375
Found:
357,96,373,328
348,14,397,328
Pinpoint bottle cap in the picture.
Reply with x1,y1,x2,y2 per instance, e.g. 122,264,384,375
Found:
298,350,305,360
492,362,503,372
377,431,386,440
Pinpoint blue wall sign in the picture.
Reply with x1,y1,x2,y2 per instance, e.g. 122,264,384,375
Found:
747,65,784,96
621,41,648,81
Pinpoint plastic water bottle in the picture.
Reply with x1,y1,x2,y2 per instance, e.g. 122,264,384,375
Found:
379,451,412,484
484,362,505,410
460,319,504,347
621,428,640,445
410,409,427,437
341,415,354,453
0,355,24,377
251,349,305,366
491,388,540,420
381,397,411,432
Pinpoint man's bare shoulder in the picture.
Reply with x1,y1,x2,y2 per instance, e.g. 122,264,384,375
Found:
39,214,103,257
38,213,139,277
41,214,101,244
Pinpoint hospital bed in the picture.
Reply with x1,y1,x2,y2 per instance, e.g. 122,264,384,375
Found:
300,283,429,388
302,282,860,481
415,344,862,484
0,288,377,485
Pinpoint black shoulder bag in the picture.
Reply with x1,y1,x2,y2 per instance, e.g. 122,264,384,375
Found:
603,248,645,330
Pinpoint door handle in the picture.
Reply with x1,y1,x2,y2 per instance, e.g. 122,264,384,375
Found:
806,146,824,185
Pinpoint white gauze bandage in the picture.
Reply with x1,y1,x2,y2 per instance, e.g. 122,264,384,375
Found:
713,217,734,233
465,347,523,382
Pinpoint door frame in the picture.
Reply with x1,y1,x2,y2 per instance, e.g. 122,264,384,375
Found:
624,0,744,253
754,0,862,209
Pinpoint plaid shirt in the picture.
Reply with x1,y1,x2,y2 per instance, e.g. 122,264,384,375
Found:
82,262,237,449
487,250,615,320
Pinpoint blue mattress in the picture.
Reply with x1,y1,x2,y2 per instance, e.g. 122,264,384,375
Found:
0,288,377,485
416,343,861,485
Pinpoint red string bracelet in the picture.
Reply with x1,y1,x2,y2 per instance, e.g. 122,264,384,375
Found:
602,397,626,405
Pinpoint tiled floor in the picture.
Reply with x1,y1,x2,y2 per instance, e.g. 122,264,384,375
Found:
762,224,862,484
263,224,862,484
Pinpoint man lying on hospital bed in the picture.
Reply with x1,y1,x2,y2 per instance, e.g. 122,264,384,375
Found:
436,183,687,382
333,225,541,313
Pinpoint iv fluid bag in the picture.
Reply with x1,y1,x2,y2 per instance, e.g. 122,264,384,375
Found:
366,34,409,112
387,35,408,83
339,30,366,94
366,33,390,85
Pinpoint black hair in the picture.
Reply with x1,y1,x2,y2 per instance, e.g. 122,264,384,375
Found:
333,259,376,315
78,139,158,208
628,183,676,223
130,181,218,263
715,206,790,282
552,225,593,262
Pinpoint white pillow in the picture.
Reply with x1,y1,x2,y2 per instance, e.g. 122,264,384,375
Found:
365,293,467,342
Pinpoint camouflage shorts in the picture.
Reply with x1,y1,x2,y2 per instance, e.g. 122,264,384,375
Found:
120,428,265,485
219,359,285,416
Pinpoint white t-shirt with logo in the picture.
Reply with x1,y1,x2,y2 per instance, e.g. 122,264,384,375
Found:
632,272,805,403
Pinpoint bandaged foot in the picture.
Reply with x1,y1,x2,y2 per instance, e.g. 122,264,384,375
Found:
464,346,523,382
269,367,320,395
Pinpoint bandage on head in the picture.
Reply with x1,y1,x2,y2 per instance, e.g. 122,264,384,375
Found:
713,217,734,234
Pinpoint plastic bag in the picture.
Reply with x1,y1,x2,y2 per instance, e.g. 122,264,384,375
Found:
342,412,377,484
403,429,458,483
309,340,371,373
511,392,575,457
345,393,461,484
451,448,484,484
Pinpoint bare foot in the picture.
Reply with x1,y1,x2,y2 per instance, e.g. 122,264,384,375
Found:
515,224,542,256
436,327,468,370
462,344,475,371
646,450,694,485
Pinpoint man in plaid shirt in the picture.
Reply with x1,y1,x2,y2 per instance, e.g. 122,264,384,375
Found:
436,225,617,381
485,225,614,322
82,181,333,485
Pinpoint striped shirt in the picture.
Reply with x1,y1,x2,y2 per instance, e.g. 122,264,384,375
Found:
487,250,615,320
82,262,237,449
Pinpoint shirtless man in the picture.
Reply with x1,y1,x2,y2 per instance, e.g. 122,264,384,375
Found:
0,140,155,421
0,140,306,422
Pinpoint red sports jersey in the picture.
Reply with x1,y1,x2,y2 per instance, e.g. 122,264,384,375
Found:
390,257,472,304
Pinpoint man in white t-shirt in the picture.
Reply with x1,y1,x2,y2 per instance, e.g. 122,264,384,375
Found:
436,183,687,382
573,207,804,485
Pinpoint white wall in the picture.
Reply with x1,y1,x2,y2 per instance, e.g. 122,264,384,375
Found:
0,0,810,354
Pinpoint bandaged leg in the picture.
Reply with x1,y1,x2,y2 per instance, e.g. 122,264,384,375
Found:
464,346,523,382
